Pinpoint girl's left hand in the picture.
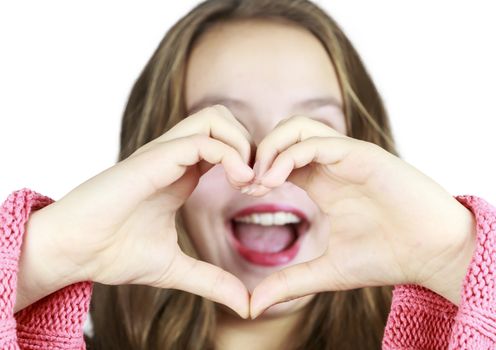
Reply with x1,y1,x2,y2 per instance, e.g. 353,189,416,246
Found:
247,116,477,319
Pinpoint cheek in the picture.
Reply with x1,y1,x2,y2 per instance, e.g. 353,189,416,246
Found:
181,165,233,259
185,164,231,208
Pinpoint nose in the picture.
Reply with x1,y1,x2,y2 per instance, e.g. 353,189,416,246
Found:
245,114,286,169
247,119,277,168
250,121,272,147
248,112,287,146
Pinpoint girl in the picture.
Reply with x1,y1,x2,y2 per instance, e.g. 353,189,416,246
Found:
1,0,495,349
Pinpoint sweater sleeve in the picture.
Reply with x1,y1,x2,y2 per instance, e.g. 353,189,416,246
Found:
0,188,93,350
382,194,496,349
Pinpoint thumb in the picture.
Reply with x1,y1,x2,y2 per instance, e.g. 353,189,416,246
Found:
250,255,333,319
167,251,250,319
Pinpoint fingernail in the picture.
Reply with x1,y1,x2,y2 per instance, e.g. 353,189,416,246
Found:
240,186,251,194
241,184,257,194
246,185,257,195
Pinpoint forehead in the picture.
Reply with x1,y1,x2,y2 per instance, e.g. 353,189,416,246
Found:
185,18,343,112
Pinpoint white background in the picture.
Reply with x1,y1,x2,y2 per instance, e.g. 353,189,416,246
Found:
1,1,495,205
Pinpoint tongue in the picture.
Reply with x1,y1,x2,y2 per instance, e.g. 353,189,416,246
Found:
233,223,297,253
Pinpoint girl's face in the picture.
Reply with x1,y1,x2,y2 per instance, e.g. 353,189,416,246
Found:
182,18,346,317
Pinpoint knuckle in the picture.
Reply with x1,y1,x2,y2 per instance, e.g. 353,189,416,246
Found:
191,105,223,122
174,134,208,153
275,116,291,128
201,105,234,127
189,133,210,145
211,104,232,116
357,139,381,154
306,135,323,143
288,115,308,124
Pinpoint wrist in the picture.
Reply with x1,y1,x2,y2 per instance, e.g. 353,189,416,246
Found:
15,206,89,313
420,204,477,306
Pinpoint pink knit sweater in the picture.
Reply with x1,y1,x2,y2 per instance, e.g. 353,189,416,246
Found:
0,189,495,349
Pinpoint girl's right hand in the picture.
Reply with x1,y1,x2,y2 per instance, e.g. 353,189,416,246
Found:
17,105,254,318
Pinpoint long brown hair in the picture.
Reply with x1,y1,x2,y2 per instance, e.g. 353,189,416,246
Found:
88,0,399,349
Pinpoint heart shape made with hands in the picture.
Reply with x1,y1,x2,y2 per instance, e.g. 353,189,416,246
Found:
33,107,471,323
209,115,474,320
222,115,374,319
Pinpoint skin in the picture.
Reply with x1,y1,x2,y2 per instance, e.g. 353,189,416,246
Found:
12,15,476,350
182,17,477,348
182,18,348,349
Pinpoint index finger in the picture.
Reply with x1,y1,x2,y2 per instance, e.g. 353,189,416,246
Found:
254,115,348,178
153,104,255,164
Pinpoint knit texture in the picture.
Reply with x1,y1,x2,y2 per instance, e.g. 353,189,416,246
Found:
0,188,495,349
382,194,496,349
0,188,92,350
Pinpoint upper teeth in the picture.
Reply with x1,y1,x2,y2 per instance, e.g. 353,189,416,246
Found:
233,212,301,226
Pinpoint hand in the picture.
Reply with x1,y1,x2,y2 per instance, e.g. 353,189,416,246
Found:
16,105,255,318
248,116,477,318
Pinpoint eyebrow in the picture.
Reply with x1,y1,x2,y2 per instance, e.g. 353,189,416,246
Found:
186,94,343,115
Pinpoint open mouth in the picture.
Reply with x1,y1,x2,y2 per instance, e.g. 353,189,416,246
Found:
226,205,310,266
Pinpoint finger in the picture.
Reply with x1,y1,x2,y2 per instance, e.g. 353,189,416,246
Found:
250,256,331,319
259,136,356,188
117,135,254,207
241,183,272,197
254,115,347,178
250,231,398,319
170,251,250,319
250,232,390,319
155,104,254,164
196,160,245,190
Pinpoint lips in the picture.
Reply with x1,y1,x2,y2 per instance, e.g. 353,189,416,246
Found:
225,203,310,266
